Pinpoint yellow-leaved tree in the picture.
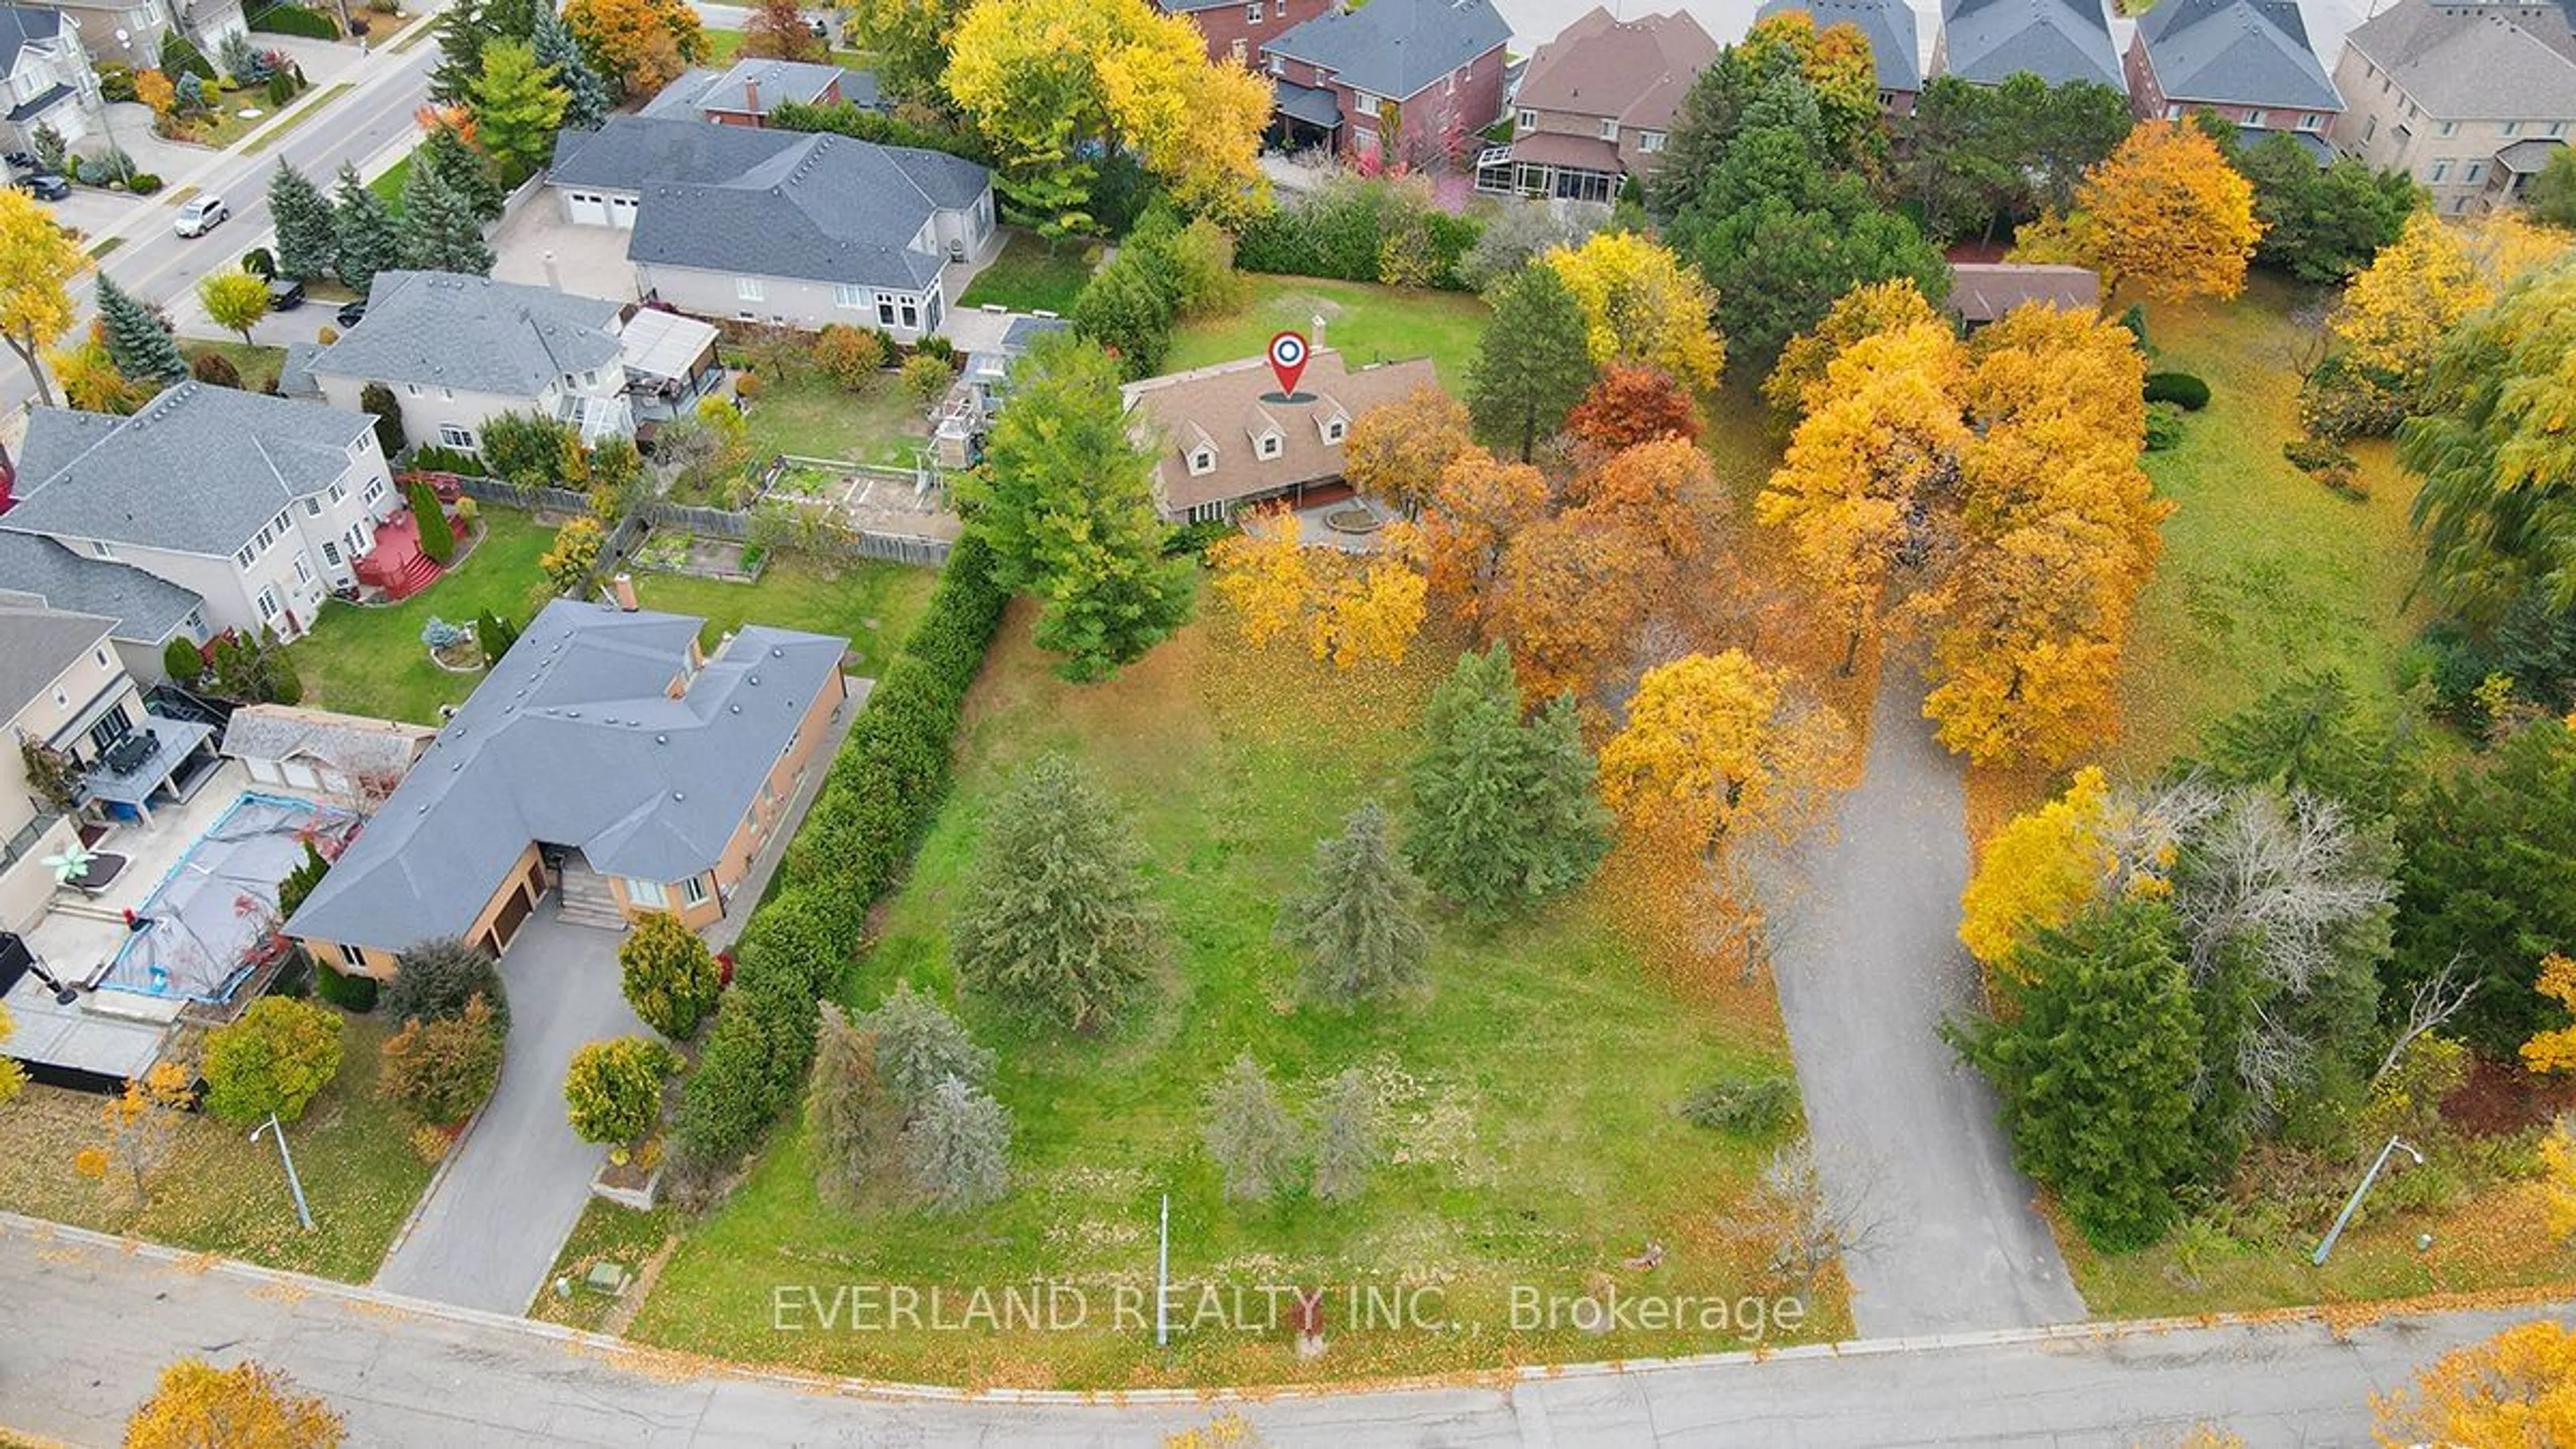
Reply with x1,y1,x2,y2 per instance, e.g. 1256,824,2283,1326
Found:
2540,1119,2576,1244
125,1357,343,1449
1340,384,1477,519
1598,650,1849,855
0,187,88,407
2373,1319,2576,1446
2009,119,2261,304
1208,506,1313,648
2520,954,2576,1074
1209,508,1426,667
1762,277,1944,426
1957,765,2117,966
1545,230,1727,392
1097,14,1272,221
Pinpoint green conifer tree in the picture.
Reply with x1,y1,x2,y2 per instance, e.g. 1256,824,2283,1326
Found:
1275,800,1432,1004
1405,644,1610,916
532,10,610,131
93,274,189,389
1203,1054,1301,1202
266,161,339,284
397,150,496,276
331,162,400,296
952,754,1164,1034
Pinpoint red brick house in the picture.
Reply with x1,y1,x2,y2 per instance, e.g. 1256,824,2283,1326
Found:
2123,0,2341,152
1260,0,1512,167
1157,0,1340,67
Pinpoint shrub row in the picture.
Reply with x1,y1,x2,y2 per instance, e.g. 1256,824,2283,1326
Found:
249,3,339,38
668,535,1010,1182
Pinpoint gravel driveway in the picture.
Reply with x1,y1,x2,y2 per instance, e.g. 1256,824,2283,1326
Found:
1764,659,2086,1338
373,906,649,1313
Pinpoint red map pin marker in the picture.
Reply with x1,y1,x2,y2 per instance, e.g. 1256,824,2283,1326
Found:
1267,330,1309,397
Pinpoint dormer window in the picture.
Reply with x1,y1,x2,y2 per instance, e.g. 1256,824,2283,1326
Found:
1324,417,1346,443
1188,448,1216,476
1256,432,1282,460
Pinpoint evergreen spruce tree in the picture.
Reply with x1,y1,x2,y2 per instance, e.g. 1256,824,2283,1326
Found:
904,1075,1012,1212
1275,800,1431,1004
93,274,189,389
1309,1068,1380,1203
331,162,400,297
1465,262,1598,462
418,123,506,222
428,0,541,105
1203,1055,1301,1202
532,10,610,131
1950,899,2202,1250
953,755,1164,1033
808,1003,902,1205
398,151,496,276
1405,644,1611,916
862,981,995,1108
266,161,338,284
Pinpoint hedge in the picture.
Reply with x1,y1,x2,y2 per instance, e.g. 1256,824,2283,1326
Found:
1234,177,1485,292
669,535,1010,1181
249,3,338,38
316,960,378,1012
2143,371,2211,411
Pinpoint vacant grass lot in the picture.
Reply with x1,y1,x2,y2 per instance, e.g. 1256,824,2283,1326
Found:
957,231,1094,315
701,28,873,68
738,370,929,469
288,508,553,724
625,609,1824,1387
1169,276,1489,388
0,1016,431,1281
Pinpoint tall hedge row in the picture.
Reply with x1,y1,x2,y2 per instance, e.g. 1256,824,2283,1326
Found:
669,537,1010,1180
1234,177,1485,292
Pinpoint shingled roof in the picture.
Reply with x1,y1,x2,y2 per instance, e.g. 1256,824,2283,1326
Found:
0,532,201,645
1940,0,2123,88
309,271,624,399
1515,7,1721,130
2137,0,2341,112
1759,0,1923,93
1261,0,1511,101
1123,351,1442,515
0,605,115,727
2341,0,2576,121
285,599,847,954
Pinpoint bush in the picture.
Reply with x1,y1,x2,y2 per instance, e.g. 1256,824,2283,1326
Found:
2116,302,2148,352
127,173,162,196
2143,400,2185,452
384,936,508,1030
564,1036,676,1145
812,323,886,390
161,635,204,682
405,476,455,564
250,3,339,39
2298,354,2405,441
358,381,405,457
160,29,218,83
240,247,276,278
315,960,378,1012
620,910,720,1040
379,994,502,1126
2143,371,2211,411
2283,434,2365,498
201,997,343,1125
1680,1075,1797,1134
98,64,138,103
900,352,953,407
1234,174,1482,292
732,372,765,402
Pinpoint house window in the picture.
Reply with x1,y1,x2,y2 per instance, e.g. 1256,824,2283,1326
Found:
293,555,313,586
437,423,476,449
1189,448,1215,476
323,540,341,566
2466,160,2487,182
363,478,386,503
2244,109,2266,127
2165,103,2184,120
1257,432,1281,460
88,702,132,754
877,297,897,326
235,543,258,569
1597,117,1618,141
406,382,422,397
1639,130,1665,154
338,943,366,970
834,283,867,309
2436,120,2456,137
736,276,765,302
1517,108,1536,131
2555,122,2571,138
2363,116,2377,144
89,539,113,558
257,588,280,621
305,496,323,517
1231,36,1246,59
95,647,109,668
899,299,919,330
1324,418,1346,442
1246,1,1260,20
274,509,290,533
2504,121,2523,137
1275,0,1284,11
681,875,709,906
1187,499,1230,524
182,608,205,640
329,481,346,502
626,877,669,909
439,386,453,400
2430,160,2451,182
2300,113,2324,131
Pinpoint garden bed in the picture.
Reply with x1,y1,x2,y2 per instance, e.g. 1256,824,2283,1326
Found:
629,527,763,583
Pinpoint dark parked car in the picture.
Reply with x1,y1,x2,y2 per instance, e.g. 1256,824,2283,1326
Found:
15,171,68,201
2,151,36,172
335,299,367,329
268,276,307,311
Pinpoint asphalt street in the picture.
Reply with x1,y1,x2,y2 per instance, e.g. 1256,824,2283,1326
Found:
1,1214,2562,1446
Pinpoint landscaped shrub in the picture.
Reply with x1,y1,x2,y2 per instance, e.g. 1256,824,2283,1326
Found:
239,246,275,278
669,537,1009,1184
97,64,138,103
160,29,218,82
2283,434,2365,498
2116,302,2149,352
1680,1075,1798,1134
274,840,329,921
812,323,886,390
1234,174,1483,292
620,910,720,1040
384,936,508,1030
408,445,474,476
2143,371,2211,411
161,635,205,683
250,3,339,39
201,997,343,1125
478,411,576,486
379,994,502,1125
2143,400,2185,452
564,1036,677,1145
358,381,405,456
315,960,378,1012
126,173,162,196
405,476,455,564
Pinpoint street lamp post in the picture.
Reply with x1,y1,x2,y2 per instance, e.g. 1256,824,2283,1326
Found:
2312,1134,2422,1266
1155,1192,1171,1348
250,1112,316,1232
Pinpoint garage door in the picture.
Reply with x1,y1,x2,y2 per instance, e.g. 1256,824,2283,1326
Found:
566,191,608,226
282,759,321,791
608,196,638,230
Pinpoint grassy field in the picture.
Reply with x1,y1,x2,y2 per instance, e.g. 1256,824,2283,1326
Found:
702,28,873,68
2106,275,2432,774
0,1016,432,1281
288,508,555,724
1169,276,1490,388
369,154,409,210
739,369,930,468
623,608,1825,1388
529,1199,681,1334
956,231,1095,315
181,339,290,392
632,557,940,681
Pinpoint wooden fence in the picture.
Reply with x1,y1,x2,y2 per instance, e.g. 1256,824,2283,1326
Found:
430,472,953,569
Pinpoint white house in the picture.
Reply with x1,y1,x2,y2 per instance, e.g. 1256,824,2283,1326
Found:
0,5,102,154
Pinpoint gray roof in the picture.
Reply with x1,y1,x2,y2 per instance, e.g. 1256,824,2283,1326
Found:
1760,0,1921,92
1262,0,1511,101
0,532,200,643
0,5,65,75
0,384,374,557
2341,0,2576,121
1940,0,2123,87
220,704,436,776
2498,133,2568,169
309,270,623,398
637,58,881,119
286,599,848,953
0,604,115,726
549,117,985,292
1275,77,1345,127
2137,0,2340,111
278,340,323,399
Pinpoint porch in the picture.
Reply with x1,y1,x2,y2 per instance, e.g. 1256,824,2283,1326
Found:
70,715,221,826
352,504,457,602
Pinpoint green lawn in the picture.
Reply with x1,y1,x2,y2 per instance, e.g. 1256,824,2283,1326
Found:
956,230,1096,315
369,154,409,210
737,369,930,468
632,556,939,682
289,509,555,724
625,612,1824,1389
0,1016,433,1281
182,339,290,392
529,1199,680,1334
701,28,873,68
1169,276,1491,388
2106,274,2435,773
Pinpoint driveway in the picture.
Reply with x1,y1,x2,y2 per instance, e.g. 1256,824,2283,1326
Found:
1763,659,2086,1338
373,905,649,1314
487,199,639,303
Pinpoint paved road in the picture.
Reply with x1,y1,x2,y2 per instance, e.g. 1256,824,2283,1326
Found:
1,1214,2561,1446
1765,661,2086,1338
372,906,651,1314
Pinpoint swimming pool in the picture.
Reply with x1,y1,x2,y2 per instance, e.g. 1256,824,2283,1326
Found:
100,792,361,1003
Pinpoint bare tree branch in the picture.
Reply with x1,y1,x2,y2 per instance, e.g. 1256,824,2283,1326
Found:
2374,955,2479,1086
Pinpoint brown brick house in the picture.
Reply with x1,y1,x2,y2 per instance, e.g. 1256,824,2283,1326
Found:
2124,0,2340,148
1157,0,1339,67
1478,7,1718,201
1124,350,1442,524
1260,0,1511,166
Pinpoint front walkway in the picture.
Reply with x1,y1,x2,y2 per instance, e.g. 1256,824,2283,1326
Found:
372,904,650,1313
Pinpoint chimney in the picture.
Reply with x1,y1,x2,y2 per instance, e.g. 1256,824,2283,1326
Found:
745,78,759,114
611,573,639,611
542,248,560,292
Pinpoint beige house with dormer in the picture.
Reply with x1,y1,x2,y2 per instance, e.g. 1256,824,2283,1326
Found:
1120,350,1440,525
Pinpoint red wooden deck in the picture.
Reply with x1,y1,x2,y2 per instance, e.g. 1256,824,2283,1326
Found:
352,506,450,601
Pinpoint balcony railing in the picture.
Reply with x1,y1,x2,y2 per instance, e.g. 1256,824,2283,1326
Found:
0,811,62,877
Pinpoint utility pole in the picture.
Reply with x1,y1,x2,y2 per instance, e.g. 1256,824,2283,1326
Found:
1155,1192,1170,1348
2312,1134,2421,1266
251,1112,315,1232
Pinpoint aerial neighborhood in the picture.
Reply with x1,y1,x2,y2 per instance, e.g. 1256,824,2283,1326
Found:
1,0,2575,1439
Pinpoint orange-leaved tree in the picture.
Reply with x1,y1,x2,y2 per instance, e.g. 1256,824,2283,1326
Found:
1417,451,1551,621
2372,1318,2576,1446
1563,434,1723,565
1488,513,1662,703
564,0,704,96
1597,649,1849,856
1564,363,1702,452
1340,383,1477,519
2009,119,2261,304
